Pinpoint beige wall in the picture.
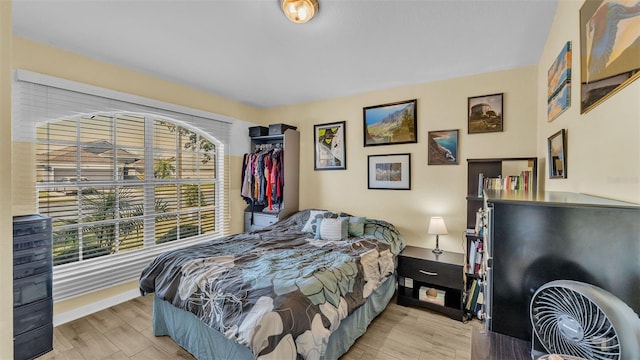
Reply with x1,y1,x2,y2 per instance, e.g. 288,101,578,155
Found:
262,66,539,250
537,0,640,203
1,2,13,358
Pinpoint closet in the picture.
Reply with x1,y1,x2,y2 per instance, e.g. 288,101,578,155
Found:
241,128,299,232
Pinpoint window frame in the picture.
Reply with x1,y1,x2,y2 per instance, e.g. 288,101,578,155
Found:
14,69,233,301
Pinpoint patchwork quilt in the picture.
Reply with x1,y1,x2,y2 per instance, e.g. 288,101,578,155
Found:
139,210,405,359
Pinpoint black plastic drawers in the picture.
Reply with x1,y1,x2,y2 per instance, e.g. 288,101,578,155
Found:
14,298,53,336
14,324,53,360
13,271,52,307
13,214,53,360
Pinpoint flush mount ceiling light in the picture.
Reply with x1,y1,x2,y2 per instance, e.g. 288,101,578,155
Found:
281,0,319,24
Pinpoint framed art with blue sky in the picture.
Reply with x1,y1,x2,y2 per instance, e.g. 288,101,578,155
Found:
428,129,459,165
363,99,417,146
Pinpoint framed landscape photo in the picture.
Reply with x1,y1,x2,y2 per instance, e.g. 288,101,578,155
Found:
428,129,459,165
548,41,572,122
367,153,411,190
580,0,640,114
548,129,567,179
314,121,346,170
468,93,503,134
363,99,417,146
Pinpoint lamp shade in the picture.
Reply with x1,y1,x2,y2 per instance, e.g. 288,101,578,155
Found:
282,0,319,24
428,216,448,235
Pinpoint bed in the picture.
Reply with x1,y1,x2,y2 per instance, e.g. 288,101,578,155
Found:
139,209,405,359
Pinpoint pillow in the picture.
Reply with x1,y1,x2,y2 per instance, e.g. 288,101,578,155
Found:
302,210,337,233
348,216,366,237
314,218,348,241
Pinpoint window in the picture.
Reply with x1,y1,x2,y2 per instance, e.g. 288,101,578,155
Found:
14,69,232,300
37,114,218,266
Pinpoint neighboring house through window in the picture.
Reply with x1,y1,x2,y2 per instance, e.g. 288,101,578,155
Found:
36,113,218,266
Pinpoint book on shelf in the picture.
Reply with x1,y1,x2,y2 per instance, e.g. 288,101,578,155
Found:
474,240,483,274
467,238,483,275
480,170,534,193
419,286,445,306
467,240,477,274
465,279,480,311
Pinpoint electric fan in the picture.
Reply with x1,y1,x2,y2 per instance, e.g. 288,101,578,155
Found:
530,280,640,360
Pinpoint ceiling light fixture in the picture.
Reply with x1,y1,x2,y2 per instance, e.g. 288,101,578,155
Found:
281,0,319,24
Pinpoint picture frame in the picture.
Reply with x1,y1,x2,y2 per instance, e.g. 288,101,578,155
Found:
467,93,503,134
428,129,459,165
363,99,417,146
548,41,572,122
367,153,411,190
548,129,567,179
580,0,640,114
314,121,346,170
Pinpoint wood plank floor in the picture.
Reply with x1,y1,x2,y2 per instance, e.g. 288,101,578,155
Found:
38,294,481,360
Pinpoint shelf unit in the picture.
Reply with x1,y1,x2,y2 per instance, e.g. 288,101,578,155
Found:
243,129,300,232
466,158,537,229
464,233,485,320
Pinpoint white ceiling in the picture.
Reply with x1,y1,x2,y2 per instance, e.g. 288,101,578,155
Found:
12,0,558,109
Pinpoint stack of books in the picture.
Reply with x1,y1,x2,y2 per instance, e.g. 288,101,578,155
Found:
466,280,484,317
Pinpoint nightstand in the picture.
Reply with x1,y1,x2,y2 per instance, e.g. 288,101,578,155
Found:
397,245,464,321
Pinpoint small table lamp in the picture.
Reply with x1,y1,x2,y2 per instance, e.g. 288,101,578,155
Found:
428,216,448,254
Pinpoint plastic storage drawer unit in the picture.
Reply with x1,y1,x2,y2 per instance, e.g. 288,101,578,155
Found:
13,323,53,360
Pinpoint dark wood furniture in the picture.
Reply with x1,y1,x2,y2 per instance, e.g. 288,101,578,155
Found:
484,191,640,342
397,245,464,321
471,327,531,360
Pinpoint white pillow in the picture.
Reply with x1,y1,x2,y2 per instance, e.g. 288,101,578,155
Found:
315,218,348,241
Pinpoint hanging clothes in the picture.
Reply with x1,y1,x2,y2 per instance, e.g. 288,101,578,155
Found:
240,145,285,218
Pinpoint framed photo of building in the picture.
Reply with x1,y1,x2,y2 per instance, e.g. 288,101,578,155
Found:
580,0,640,114
428,129,459,165
367,153,411,190
467,93,503,134
314,121,346,170
363,99,417,146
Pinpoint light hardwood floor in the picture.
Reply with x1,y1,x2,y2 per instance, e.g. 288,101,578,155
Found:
38,295,480,360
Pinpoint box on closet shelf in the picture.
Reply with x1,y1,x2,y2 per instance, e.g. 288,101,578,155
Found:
268,123,297,135
249,126,269,137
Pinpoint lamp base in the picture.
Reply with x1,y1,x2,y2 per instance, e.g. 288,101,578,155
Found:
432,248,443,255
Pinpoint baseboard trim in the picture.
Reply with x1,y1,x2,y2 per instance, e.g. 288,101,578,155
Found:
53,288,141,326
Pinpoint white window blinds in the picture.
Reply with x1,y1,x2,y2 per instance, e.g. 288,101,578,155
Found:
13,69,232,301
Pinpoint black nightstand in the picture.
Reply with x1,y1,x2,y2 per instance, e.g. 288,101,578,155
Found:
397,245,464,321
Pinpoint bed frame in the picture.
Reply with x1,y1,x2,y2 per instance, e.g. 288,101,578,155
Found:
152,275,396,359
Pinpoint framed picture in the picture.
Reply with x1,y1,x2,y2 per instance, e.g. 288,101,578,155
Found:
548,41,572,122
314,121,346,170
363,99,417,146
548,129,567,179
367,153,411,190
580,0,640,114
428,129,459,165
468,93,503,134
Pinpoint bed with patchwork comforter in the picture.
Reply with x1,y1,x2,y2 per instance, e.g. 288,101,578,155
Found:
139,209,405,359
